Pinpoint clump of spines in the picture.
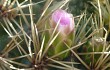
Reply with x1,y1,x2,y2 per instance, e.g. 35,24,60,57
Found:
0,0,17,19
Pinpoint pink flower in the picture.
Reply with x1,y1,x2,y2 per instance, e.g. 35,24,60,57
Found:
50,9,74,37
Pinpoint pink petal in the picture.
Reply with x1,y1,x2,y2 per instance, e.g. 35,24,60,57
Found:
52,9,71,25
50,9,75,36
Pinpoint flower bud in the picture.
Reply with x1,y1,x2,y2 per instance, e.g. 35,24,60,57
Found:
50,9,74,37
48,9,75,59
